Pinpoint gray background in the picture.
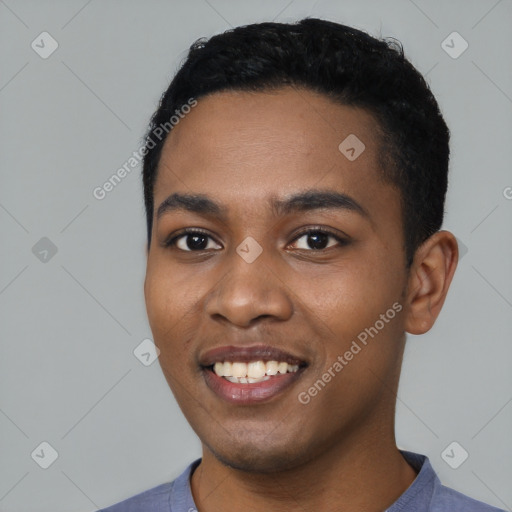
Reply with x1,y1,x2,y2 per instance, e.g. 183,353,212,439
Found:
0,0,511,511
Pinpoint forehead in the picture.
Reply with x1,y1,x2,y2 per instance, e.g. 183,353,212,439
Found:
153,87,390,216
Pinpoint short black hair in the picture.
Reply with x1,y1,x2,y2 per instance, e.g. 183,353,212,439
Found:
142,17,450,266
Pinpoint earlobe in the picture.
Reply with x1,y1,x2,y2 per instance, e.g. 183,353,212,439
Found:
404,230,458,335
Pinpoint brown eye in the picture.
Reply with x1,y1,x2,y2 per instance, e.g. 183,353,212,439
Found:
290,228,349,251
164,229,222,252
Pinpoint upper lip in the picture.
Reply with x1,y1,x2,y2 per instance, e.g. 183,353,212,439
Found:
199,344,308,367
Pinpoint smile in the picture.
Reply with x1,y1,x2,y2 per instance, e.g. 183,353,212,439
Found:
199,344,308,404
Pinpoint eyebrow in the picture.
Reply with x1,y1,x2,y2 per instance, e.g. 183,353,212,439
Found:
156,189,369,221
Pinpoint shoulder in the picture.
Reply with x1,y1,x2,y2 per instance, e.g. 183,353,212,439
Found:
97,481,174,511
431,483,507,512
397,450,505,512
96,458,201,512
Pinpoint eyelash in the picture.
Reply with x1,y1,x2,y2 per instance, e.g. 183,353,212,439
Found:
163,226,349,252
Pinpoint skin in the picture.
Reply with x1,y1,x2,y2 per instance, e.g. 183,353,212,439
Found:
144,86,458,512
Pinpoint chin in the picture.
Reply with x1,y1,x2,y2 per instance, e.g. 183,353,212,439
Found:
204,433,314,474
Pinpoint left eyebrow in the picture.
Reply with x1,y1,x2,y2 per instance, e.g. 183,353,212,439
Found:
270,189,369,219
156,189,369,221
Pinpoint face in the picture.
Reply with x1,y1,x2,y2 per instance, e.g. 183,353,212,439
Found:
144,87,410,473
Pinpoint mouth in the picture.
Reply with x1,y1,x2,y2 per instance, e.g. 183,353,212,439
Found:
200,345,309,404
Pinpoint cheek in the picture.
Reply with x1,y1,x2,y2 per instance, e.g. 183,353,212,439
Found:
144,262,205,367
145,272,169,329
298,270,404,419
301,256,403,330
144,265,188,347
296,255,406,393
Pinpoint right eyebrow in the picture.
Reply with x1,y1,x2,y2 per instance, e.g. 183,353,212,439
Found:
156,193,229,221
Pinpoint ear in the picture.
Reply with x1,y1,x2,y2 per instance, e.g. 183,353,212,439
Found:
404,230,459,335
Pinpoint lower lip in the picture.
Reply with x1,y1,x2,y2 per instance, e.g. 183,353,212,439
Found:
202,367,305,405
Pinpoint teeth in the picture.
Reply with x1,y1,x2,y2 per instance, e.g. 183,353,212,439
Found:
248,361,266,378
247,376,270,383
214,362,224,376
266,360,278,375
223,361,232,376
277,362,288,374
232,362,247,378
212,360,300,380
224,375,272,383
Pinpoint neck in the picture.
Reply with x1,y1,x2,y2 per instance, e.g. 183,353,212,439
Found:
190,422,417,512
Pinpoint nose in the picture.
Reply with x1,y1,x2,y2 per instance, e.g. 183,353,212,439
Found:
205,247,294,328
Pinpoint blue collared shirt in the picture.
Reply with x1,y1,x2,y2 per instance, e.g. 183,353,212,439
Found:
97,450,506,511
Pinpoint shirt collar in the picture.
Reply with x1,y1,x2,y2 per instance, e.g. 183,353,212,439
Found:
385,450,439,512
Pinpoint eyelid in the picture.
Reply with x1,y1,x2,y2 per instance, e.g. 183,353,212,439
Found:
162,227,219,249
289,225,350,243
163,225,350,252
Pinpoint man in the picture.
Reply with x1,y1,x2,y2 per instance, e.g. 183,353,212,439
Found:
99,17,505,512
